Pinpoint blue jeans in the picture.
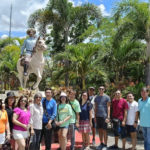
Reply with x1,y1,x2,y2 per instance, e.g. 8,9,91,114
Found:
29,129,41,150
69,123,75,150
142,127,150,150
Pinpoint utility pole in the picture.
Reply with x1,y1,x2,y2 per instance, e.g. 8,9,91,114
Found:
9,1,13,44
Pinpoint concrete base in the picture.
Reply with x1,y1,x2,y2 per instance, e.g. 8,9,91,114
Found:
0,90,45,100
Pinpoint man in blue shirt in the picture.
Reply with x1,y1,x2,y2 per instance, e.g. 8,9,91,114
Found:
20,28,37,76
138,87,150,150
41,88,57,150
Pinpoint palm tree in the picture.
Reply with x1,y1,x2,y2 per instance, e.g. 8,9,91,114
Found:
28,0,101,86
113,0,150,85
54,43,102,90
104,39,145,82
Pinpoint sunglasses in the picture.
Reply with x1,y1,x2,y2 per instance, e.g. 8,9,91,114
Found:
115,92,121,95
36,97,42,99
99,88,104,90
20,99,27,102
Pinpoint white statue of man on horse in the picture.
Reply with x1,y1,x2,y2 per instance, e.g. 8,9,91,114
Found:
17,28,47,90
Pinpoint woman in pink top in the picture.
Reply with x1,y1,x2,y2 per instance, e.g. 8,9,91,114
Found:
12,96,31,150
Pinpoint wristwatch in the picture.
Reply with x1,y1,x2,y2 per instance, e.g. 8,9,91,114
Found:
134,121,138,123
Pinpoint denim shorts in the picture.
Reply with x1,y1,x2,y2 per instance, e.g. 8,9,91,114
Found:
126,125,136,133
59,125,69,129
113,119,127,139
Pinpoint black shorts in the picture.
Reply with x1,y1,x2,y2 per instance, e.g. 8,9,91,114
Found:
113,119,127,139
126,125,136,133
96,117,107,130
92,118,96,128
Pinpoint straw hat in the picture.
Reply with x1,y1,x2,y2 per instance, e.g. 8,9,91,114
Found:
26,28,36,35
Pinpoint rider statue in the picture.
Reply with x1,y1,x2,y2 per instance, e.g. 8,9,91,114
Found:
20,28,37,76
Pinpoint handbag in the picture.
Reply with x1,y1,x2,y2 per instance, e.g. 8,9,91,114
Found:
112,118,120,127
112,118,119,123
51,120,59,131
2,139,11,150
28,135,34,150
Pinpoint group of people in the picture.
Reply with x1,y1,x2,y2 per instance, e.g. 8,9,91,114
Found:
88,86,150,150
0,86,150,150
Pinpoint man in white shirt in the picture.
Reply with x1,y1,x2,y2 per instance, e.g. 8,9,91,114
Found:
126,92,138,150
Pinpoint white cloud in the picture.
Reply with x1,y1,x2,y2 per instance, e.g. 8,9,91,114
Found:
1,34,9,39
0,0,49,32
1,15,10,24
77,0,83,6
20,36,26,39
68,0,75,6
98,4,110,16
0,0,87,36
68,0,83,7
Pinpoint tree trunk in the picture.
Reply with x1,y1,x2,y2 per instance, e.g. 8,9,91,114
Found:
81,76,86,90
64,28,69,87
145,60,150,86
115,66,119,83
145,41,150,86
65,60,69,87
4,81,7,90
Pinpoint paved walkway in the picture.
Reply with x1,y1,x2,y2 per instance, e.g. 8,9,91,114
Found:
42,130,144,150
91,131,144,150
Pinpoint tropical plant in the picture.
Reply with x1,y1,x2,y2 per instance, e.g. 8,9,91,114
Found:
54,43,107,90
113,0,150,85
28,0,102,86
28,0,101,53
0,45,20,89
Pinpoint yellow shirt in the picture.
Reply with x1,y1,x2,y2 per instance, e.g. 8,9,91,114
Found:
0,110,8,133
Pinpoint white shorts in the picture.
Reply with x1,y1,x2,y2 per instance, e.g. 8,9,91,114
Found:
0,132,5,144
13,129,29,140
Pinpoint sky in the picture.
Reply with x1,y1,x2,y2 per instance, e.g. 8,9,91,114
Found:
0,0,148,39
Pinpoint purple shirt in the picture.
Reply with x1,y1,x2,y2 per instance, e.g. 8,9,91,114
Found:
13,107,31,131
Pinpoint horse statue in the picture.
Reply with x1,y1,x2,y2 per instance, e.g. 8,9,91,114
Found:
17,37,47,90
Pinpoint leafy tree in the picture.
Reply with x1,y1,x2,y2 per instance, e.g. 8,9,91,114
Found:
113,0,150,85
0,45,20,89
54,43,105,90
28,0,102,86
28,0,101,53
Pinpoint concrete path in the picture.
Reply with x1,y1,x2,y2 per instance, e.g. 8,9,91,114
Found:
89,132,144,150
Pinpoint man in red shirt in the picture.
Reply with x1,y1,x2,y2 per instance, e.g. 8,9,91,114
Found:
108,90,128,150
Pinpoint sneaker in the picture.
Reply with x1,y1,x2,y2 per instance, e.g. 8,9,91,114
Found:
92,139,95,145
96,143,104,150
102,145,108,150
108,145,119,150
84,146,90,150
24,72,28,76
